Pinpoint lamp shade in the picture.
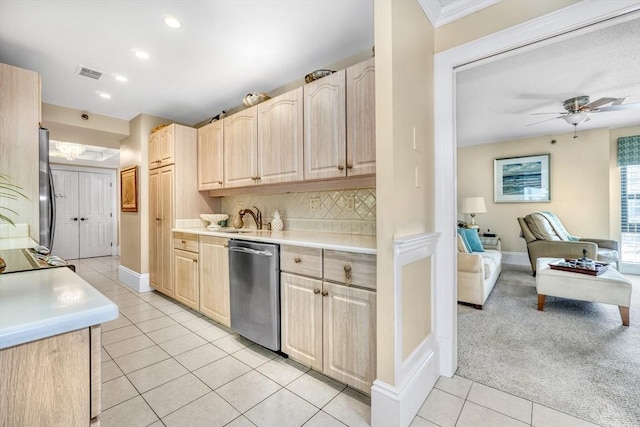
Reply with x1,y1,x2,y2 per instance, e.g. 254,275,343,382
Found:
461,197,486,214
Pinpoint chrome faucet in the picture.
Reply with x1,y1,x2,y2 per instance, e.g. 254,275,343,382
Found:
239,206,262,230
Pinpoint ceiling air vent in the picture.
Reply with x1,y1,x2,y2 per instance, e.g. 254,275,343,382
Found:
75,65,103,80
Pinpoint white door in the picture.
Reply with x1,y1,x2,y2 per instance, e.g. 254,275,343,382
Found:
52,170,80,259
52,169,113,259
79,172,113,258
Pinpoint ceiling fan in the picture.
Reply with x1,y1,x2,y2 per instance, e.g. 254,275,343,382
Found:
528,95,640,138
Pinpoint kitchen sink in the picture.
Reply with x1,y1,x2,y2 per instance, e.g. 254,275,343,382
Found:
210,228,255,234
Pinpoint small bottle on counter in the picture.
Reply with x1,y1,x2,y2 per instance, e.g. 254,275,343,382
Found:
271,209,284,231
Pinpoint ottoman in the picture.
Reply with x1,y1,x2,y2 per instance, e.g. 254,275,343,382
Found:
536,257,633,326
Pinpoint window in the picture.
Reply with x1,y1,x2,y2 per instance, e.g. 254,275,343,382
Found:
621,165,640,265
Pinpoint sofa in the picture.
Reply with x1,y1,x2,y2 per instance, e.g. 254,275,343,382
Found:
457,231,502,309
517,212,619,276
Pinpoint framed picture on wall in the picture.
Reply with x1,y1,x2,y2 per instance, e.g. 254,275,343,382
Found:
120,165,138,212
494,154,550,203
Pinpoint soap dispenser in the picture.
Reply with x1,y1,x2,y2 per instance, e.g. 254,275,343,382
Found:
271,209,284,231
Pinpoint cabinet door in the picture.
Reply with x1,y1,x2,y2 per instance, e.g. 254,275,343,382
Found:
346,58,376,176
174,249,199,310
224,107,258,188
322,282,376,394
198,121,224,190
281,273,323,371
258,87,304,185
159,165,175,296
199,236,231,327
159,125,175,167
149,169,161,291
149,130,160,169
304,70,346,180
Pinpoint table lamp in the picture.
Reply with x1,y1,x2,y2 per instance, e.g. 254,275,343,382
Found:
461,197,486,229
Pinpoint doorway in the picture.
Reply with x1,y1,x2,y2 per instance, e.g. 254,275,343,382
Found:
52,167,115,259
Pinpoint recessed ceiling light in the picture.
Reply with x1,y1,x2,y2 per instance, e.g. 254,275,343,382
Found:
133,49,150,60
115,74,128,82
98,93,111,99
164,16,181,29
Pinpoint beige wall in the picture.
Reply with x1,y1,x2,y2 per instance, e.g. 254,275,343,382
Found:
375,0,434,385
434,0,580,53
119,113,169,273
457,126,640,254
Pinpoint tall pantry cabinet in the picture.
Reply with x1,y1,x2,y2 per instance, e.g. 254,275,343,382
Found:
0,63,41,242
149,124,217,297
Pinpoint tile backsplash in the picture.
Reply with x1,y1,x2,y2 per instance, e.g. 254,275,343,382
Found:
219,188,377,235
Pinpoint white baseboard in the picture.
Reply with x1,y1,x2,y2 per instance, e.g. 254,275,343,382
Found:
118,265,151,293
502,251,530,267
371,342,439,427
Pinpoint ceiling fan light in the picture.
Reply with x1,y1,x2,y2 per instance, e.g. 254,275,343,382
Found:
563,112,589,126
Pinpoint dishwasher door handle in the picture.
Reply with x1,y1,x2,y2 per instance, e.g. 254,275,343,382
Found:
229,246,274,257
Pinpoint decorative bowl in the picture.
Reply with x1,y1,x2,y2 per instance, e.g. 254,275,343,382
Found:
304,69,335,84
243,92,271,107
200,213,229,229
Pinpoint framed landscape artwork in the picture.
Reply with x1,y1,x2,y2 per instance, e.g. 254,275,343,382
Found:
494,154,550,203
120,166,138,212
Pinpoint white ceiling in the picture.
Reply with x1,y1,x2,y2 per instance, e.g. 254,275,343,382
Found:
0,0,374,126
456,13,640,147
1,1,638,152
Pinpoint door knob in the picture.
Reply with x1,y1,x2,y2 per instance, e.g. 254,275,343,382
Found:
337,165,344,171
294,257,302,263
322,290,328,297
80,217,87,221
314,288,321,294
72,217,78,221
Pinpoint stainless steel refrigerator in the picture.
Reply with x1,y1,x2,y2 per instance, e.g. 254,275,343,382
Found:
39,127,55,249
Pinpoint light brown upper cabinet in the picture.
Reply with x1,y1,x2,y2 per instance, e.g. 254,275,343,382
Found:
346,57,376,176
304,60,376,181
223,106,258,188
198,120,224,190
149,124,175,169
304,69,347,180
257,87,304,185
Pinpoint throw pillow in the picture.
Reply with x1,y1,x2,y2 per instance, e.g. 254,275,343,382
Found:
456,229,471,253
461,228,485,252
457,234,470,253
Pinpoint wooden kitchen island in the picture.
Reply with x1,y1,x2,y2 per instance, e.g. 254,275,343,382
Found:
0,267,118,426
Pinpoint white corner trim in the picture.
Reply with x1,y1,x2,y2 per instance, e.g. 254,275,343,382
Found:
371,335,440,427
419,0,502,28
371,232,440,427
118,265,151,293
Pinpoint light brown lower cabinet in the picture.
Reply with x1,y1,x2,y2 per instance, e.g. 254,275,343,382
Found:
281,272,376,394
199,236,231,327
0,325,102,426
174,248,199,310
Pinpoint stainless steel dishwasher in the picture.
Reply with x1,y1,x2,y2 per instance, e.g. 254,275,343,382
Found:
228,239,281,351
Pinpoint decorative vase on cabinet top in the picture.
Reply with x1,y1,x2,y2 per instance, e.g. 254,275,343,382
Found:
271,210,284,231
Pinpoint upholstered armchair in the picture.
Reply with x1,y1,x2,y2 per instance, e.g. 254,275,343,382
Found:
517,212,619,275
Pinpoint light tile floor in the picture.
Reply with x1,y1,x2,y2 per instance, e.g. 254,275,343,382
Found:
74,256,600,427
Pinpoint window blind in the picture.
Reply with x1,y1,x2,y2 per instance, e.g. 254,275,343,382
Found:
618,135,640,167
621,165,640,233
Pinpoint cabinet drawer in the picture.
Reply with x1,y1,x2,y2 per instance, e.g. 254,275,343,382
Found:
281,245,322,278
323,250,376,290
173,232,199,252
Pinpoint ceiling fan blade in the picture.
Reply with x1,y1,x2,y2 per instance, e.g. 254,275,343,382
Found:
526,116,563,126
594,103,640,112
584,97,618,110
611,97,626,105
529,112,566,115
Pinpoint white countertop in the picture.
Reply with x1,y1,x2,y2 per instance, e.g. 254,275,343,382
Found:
0,268,119,349
172,228,377,255
0,236,38,250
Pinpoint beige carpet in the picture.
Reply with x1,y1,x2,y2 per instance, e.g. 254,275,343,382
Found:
456,264,640,427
